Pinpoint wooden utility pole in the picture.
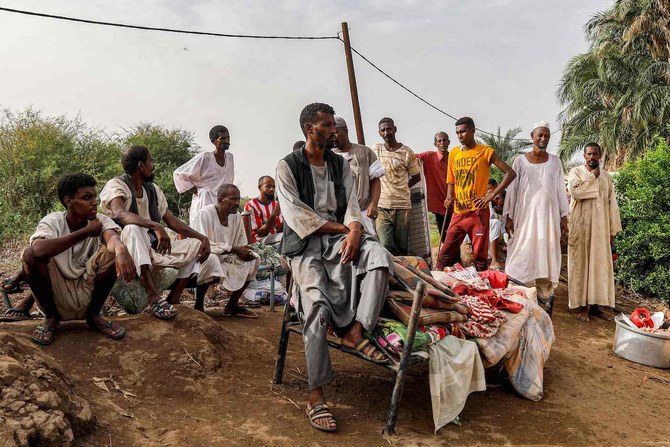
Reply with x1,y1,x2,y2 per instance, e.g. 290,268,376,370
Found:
340,22,365,145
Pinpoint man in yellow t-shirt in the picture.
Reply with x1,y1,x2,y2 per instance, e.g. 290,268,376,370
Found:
436,117,516,271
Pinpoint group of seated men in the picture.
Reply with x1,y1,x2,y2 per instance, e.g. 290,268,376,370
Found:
2,144,263,345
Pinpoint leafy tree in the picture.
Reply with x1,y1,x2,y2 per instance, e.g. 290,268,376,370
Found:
120,123,199,218
557,0,670,169
478,127,531,182
614,136,670,303
0,108,119,240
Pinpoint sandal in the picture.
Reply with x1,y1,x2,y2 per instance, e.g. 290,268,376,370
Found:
31,324,56,346
240,298,262,309
1,278,22,294
306,402,337,433
342,338,388,364
223,305,257,319
150,298,178,320
87,319,126,340
0,307,31,322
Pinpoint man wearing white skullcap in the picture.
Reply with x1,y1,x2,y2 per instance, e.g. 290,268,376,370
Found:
503,121,569,316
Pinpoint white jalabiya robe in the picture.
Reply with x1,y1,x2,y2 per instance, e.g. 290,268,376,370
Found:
567,166,622,308
173,151,235,222
503,154,569,288
191,204,259,290
100,178,219,280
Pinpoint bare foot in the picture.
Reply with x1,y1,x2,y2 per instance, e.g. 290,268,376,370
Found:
577,307,590,322
490,262,504,271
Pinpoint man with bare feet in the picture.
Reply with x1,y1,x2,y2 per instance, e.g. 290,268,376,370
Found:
276,103,394,432
191,184,260,317
567,143,621,322
22,173,136,345
100,145,215,320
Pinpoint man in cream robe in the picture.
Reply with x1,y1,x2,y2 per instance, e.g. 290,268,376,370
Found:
567,142,622,322
191,184,260,317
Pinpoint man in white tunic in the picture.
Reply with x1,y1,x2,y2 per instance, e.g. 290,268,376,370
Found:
101,145,217,320
503,122,569,315
23,173,136,345
567,142,622,322
276,103,393,433
173,125,235,223
191,184,260,317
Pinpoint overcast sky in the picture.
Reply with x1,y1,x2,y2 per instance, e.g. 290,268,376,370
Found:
0,0,609,197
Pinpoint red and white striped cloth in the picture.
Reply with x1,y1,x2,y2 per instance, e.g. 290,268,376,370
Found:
243,198,282,242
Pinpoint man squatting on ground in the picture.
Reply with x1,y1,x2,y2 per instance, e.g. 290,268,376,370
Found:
23,173,136,345
437,117,516,271
100,145,217,320
191,184,260,317
567,142,622,322
276,103,393,433
374,117,421,255
332,116,385,235
503,121,569,315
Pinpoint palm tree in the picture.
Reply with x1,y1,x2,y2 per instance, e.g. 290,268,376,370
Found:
557,0,670,169
478,127,531,182
478,127,532,164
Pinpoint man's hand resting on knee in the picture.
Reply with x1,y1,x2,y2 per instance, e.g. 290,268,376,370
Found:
339,223,362,264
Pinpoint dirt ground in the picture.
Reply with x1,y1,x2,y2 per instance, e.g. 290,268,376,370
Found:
1,279,670,447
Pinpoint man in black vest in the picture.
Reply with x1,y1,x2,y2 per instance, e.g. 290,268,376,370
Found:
276,103,393,433
100,146,217,320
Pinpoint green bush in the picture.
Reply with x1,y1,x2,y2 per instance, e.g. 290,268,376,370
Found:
614,138,670,303
0,108,121,240
0,109,200,242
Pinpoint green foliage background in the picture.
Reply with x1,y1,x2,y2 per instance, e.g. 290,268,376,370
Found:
0,108,198,242
614,138,670,303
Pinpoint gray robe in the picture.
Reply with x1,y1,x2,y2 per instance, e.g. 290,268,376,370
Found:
276,158,394,390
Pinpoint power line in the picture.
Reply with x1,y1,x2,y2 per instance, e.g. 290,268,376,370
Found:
1,5,533,140
0,6,339,40
341,37,531,141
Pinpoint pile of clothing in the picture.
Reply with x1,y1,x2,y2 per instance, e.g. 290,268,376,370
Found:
376,258,555,432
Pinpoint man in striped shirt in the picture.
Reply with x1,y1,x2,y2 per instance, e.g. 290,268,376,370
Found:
244,176,283,244
374,117,421,255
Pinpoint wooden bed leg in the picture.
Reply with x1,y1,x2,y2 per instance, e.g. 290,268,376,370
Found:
384,282,426,435
273,272,292,384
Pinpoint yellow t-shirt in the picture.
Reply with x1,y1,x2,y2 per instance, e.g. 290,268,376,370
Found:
446,144,495,214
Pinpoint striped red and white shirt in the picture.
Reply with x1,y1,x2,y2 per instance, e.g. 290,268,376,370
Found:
244,197,282,242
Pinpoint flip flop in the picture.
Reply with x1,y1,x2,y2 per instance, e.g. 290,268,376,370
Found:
306,402,337,433
31,324,56,346
87,319,126,340
0,307,32,322
150,298,178,320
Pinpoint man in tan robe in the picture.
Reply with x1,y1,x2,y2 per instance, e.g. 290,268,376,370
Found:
567,142,622,322
101,145,218,320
